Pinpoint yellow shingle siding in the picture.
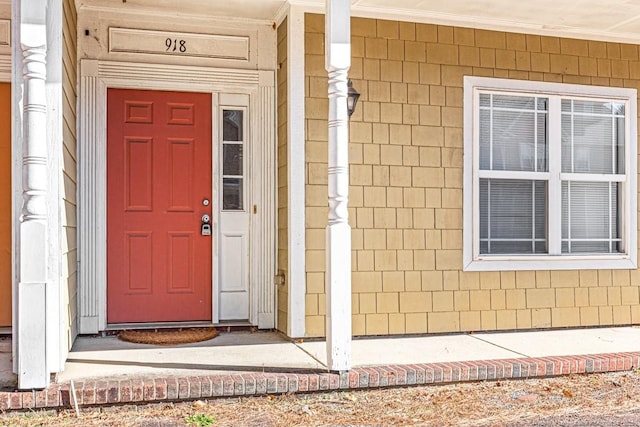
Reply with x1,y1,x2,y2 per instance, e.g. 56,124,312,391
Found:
304,13,640,337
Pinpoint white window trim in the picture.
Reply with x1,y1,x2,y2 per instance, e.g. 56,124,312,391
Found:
463,76,638,271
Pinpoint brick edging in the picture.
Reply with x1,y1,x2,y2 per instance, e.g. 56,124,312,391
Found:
1,351,639,411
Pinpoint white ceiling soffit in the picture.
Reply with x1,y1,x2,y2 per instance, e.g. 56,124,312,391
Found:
77,0,640,44
76,0,288,23
292,0,640,44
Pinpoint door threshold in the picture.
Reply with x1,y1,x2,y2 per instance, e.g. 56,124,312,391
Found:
106,321,214,331
0,326,10,336
105,320,254,331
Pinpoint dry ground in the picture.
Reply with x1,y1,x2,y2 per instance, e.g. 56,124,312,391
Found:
2,371,640,426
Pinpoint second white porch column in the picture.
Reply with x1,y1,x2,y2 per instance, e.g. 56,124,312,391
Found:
14,0,50,389
325,0,352,372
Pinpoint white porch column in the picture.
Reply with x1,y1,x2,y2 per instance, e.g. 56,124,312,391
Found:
325,0,351,372
13,0,50,389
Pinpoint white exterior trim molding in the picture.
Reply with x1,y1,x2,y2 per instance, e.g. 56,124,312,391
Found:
254,72,277,329
286,7,306,338
78,59,277,333
463,76,638,272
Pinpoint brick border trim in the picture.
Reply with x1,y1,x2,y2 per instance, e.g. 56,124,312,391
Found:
2,352,639,411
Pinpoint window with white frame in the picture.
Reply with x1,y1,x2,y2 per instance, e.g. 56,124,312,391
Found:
463,77,637,271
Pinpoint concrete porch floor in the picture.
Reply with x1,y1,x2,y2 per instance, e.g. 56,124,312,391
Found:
59,331,326,382
2,326,640,410
57,326,640,382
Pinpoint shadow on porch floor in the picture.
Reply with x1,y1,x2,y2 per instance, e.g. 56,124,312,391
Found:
58,331,326,383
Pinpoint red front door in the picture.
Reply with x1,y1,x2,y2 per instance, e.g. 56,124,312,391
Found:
107,89,212,323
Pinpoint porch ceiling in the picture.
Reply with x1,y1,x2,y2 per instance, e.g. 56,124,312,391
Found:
76,0,287,22
77,0,640,44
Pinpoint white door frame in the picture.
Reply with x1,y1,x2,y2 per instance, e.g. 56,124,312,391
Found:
77,59,276,333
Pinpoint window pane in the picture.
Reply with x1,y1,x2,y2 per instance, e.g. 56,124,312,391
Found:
537,112,548,172
492,110,536,171
479,179,547,254
561,181,621,253
479,109,491,169
561,100,625,174
492,94,536,110
562,99,625,115
223,144,243,176
479,93,548,172
223,110,243,141
223,178,243,210
616,117,625,174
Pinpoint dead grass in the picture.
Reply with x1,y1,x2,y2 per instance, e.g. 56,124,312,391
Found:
2,371,640,426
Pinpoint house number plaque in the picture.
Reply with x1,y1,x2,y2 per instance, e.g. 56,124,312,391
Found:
109,27,249,61
165,38,187,53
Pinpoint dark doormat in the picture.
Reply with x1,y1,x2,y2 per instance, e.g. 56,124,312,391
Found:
118,328,218,345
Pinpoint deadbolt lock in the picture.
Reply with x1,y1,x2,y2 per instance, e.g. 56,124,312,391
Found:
201,214,212,236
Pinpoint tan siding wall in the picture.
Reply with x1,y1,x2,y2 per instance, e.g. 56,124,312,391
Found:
304,13,640,337
62,0,78,346
277,18,289,333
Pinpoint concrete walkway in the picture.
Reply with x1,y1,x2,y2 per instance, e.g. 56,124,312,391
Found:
2,326,640,410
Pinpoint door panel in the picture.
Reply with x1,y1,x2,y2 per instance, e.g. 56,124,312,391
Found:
124,137,153,211
107,89,212,323
0,83,10,327
219,232,248,319
168,138,195,211
167,233,194,293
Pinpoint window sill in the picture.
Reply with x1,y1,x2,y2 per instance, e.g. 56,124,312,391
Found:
463,255,637,271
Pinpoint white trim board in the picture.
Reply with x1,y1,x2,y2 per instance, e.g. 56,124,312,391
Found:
286,7,306,338
77,59,277,333
79,4,276,27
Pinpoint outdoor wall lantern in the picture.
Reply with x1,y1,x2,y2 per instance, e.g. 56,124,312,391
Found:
347,80,360,117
